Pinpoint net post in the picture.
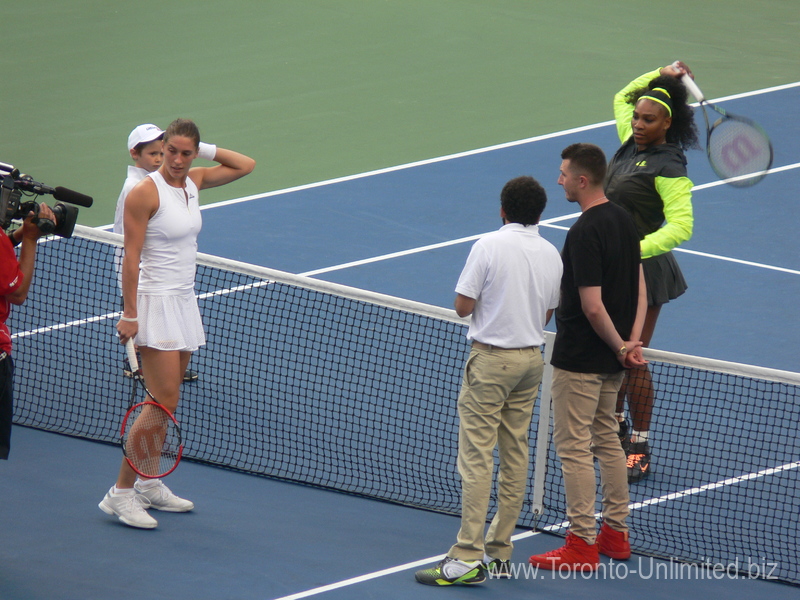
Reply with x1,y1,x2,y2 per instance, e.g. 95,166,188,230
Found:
530,330,555,521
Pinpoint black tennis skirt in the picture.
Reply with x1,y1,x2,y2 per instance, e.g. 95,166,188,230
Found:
642,251,688,307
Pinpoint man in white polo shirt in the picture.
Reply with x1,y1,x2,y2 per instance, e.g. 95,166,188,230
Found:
415,176,562,586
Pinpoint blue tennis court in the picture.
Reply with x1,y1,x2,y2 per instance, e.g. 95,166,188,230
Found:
197,83,800,372
2,75,799,600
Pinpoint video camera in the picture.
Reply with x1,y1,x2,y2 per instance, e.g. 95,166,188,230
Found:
0,161,93,238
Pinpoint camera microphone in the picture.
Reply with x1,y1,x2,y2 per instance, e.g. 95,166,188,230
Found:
14,176,93,207
0,166,91,237
53,186,93,207
16,175,55,196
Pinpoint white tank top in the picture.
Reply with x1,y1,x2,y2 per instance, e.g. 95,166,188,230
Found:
137,171,202,294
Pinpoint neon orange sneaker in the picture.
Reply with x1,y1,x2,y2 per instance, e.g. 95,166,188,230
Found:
627,441,651,482
596,523,631,560
528,532,599,571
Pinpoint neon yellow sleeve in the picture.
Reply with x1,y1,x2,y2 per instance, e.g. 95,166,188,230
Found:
613,69,663,143
641,176,694,259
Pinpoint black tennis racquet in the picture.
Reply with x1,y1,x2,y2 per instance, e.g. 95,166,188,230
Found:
679,70,773,187
121,339,184,478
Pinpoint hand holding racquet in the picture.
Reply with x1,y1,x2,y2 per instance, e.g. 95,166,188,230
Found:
674,61,773,187
121,339,184,478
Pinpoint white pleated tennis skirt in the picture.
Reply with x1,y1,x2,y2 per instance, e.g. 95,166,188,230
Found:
135,292,206,352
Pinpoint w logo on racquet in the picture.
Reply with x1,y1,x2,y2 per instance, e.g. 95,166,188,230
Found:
680,69,773,187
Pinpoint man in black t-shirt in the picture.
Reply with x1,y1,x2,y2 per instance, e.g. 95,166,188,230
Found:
529,143,647,572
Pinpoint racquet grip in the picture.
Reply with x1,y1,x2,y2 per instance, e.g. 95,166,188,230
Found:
125,338,140,373
681,74,705,102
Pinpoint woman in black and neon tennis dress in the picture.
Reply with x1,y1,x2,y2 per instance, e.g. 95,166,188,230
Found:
605,61,700,483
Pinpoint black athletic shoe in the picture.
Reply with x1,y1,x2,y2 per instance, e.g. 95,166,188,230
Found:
627,441,651,482
484,558,512,579
617,419,631,453
415,557,486,586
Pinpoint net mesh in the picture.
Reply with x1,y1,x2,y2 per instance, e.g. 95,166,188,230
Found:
10,226,800,585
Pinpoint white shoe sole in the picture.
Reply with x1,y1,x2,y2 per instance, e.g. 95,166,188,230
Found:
98,499,157,529
148,502,194,513
134,487,194,512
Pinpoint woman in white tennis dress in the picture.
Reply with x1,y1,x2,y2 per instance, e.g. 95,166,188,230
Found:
100,118,255,529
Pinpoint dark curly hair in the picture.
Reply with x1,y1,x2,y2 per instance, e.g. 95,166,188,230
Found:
501,176,547,226
626,74,700,151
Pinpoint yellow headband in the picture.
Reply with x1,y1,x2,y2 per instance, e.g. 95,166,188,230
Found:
638,87,673,116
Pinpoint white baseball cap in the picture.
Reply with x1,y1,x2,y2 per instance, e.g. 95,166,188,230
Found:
127,124,164,151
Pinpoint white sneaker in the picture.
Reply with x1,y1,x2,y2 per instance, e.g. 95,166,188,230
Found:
99,487,158,529
134,479,194,512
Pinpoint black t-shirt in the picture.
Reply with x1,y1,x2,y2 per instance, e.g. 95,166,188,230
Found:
551,201,641,374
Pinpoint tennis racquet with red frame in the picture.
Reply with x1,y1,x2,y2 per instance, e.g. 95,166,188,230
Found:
679,68,773,187
121,339,184,478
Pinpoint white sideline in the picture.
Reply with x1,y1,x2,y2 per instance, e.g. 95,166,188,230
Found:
270,458,800,599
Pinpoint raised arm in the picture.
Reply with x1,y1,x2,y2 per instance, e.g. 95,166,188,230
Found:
613,68,663,144
189,146,255,191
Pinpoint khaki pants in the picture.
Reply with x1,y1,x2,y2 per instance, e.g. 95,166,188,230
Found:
551,367,629,544
448,345,543,562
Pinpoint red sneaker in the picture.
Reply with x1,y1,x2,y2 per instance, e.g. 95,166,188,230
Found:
596,523,631,560
528,532,599,571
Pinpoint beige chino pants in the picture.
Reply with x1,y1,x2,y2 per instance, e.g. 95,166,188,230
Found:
551,367,629,544
448,344,543,562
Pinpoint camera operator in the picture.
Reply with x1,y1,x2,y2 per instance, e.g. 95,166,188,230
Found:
0,203,55,459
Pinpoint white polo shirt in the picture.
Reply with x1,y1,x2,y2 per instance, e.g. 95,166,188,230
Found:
113,165,150,236
455,223,562,348
113,166,150,290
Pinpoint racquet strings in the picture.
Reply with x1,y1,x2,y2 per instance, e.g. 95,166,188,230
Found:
707,116,773,187
122,401,182,477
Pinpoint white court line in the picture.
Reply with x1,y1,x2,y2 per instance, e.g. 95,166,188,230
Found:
196,120,613,213
628,460,800,510
298,212,580,277
303,161,800,278
91,85,800,278
196,80,800,213
691,161,800,190
271,458,800,600
95,119,612,231
95,80,800,231
673,248,800,276
10,277,280,341
536,224,800,277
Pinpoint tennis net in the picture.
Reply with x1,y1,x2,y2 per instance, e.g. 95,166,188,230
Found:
10,225,800,585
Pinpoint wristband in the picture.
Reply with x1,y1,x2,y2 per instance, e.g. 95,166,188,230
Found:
198,142,217,161
119,316,138,322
